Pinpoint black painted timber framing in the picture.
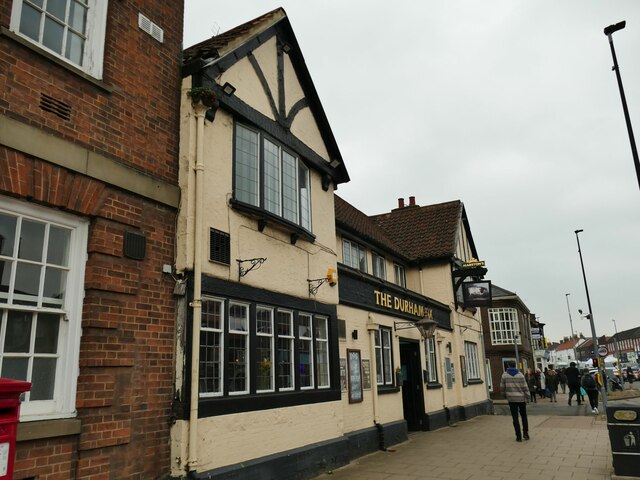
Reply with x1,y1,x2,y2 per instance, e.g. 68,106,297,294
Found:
191,420,408,480
186,18,349,185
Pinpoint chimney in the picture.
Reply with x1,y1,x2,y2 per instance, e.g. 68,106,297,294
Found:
409,196,416,206
398,198,405,208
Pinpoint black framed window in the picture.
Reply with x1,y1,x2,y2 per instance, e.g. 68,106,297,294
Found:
234,123,311,231
199,296,331,398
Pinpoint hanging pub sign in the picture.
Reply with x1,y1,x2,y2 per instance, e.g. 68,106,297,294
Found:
461,280,492,307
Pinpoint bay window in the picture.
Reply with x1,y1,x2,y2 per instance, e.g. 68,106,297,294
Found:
234,123,311,231
489,308,521,345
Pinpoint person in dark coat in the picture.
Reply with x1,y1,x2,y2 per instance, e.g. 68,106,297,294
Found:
545,368,559,402
525,368,537,403
581,368,600,414
565,361,582,406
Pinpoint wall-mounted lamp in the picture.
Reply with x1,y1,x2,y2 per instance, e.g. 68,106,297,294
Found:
307,268,338,295
393,318,438,340
351,330,358,340
221,82,236,96
446,342,452,353
237,257,266,279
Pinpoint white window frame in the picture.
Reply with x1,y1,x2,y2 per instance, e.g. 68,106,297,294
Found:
276,309,294,392
393,263,406,288
227,301,249,395
464,341,481,380
372,252,386,280
298,313,314,390
375,327,393,386
489,308,521,345
342,239,367,272
234,123,312,231
425,337,438,383
199,297,224,397
255,306,274,393
315,316,330,389
10,0,108,79
0,196,87,421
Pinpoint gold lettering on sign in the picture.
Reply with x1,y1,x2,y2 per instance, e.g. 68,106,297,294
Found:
376,290,428,318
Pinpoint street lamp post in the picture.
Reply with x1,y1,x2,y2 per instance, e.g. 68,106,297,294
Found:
565,293,578,363
612,319,623,381
574,229,608,409
604,21,640,191
514,333,520,371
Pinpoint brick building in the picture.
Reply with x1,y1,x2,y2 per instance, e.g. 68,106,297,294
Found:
1,1,183,478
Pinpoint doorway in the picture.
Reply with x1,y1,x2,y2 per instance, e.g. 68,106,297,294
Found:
400,339,425,431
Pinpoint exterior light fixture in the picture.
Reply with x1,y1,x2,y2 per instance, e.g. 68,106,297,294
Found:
221,82,236,96
603,20,640,191
394,318,438,340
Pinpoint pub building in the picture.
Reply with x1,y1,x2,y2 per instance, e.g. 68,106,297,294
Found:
335,195,493,443
171,8,492,480
171,9,351,480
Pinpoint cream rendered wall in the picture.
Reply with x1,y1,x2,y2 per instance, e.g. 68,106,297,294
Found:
338,306,404,433
196,402,343,471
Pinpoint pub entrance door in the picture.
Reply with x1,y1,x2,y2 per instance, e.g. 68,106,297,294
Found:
400,339,425,431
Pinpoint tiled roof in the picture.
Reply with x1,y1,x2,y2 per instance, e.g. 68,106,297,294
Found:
183,8,285,64
372,201,462,261
491,284,517,298
556,338,580,351
334,195,406,258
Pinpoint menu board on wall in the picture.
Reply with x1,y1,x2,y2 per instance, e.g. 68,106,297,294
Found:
340,358,347,392
361,359,371,390
347,349,363,403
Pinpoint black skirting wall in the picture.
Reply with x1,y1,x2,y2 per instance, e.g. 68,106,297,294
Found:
422,399,494,431
190,420,408,480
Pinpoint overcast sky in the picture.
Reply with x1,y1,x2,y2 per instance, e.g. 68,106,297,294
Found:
184,1,640,343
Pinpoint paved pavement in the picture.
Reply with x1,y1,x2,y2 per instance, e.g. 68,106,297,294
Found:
314,389,640,480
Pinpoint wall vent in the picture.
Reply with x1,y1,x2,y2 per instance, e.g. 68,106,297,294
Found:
138,13,164,43
40,94,71,120
209,228,230,265
124,231,146,260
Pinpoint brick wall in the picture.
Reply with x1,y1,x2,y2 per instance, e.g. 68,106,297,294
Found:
0,1,183,184
0,0,183,477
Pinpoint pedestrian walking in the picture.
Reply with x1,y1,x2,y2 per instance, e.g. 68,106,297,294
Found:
565,361,582,406
500,361,530,442
626,365,635,388
559,368,567,394
581,368,599,414
545,368,559,402
525,368,537,403
535,368,545,398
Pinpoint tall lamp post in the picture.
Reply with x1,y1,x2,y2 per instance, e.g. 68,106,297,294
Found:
565,293,578,363
612,319,623,380
513,333,521,371
604,21,640,191
574,229,608,409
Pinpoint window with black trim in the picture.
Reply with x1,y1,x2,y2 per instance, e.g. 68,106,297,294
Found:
342,239,366,272
199,296,330,397
374,327,393,386
234,123,311,231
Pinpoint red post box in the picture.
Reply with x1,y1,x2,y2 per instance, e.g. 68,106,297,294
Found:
0,378,31,480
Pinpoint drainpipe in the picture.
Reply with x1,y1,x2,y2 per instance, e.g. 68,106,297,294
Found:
187,102,209,473
367,315,380,425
